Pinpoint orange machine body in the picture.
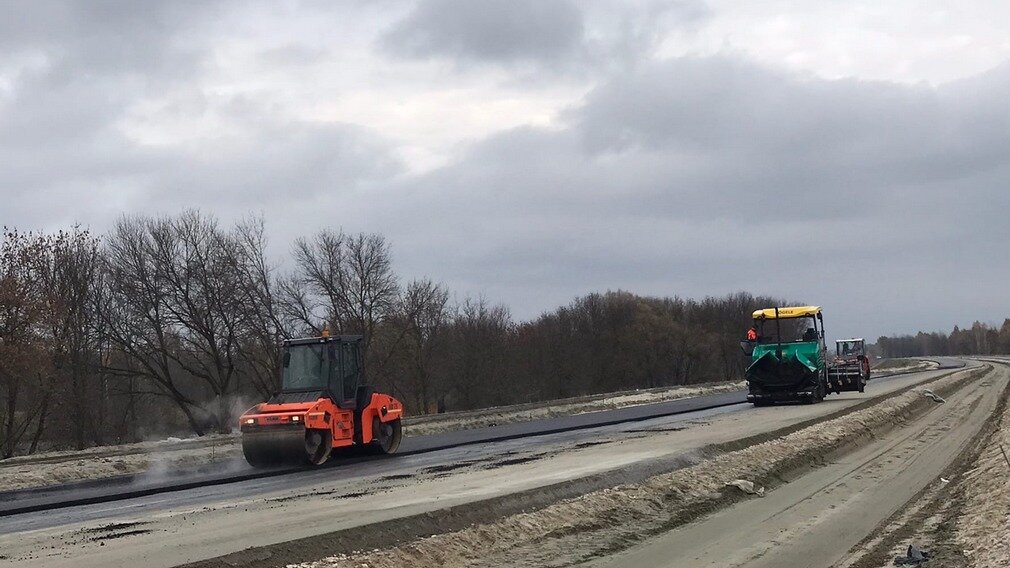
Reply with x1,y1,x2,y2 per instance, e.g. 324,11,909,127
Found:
240,392,403,450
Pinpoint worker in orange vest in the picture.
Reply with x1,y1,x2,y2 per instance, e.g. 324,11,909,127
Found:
746,326,759,342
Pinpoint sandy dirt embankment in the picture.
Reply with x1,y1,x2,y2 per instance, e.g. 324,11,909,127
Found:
871,358,940,374
954,380,1010,566
0,380,742,492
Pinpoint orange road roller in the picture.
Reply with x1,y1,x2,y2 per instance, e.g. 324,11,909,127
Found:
239,331,403,467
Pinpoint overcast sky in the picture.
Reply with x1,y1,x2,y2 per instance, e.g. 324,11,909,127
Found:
4,0,1010,340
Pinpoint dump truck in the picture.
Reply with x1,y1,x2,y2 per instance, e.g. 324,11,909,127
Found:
827,338,870,393
742,306,829,405
239,331,403,467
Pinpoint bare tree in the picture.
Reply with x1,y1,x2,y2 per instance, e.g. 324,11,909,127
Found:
100,216,207,434
343,233,399,362
291,230,399,371
390,279,451,411
101,212,254,435
0,230,54,458
34,228,103,450
156,211,250,430
290,229,345,333
443,297,513,410
233,216,289,398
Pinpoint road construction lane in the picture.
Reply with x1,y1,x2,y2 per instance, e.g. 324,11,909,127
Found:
0,364,970,568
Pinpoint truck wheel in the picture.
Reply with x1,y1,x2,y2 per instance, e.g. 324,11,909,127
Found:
812,382,826,403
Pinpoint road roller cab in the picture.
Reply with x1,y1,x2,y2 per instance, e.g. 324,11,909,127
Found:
239,333,404,467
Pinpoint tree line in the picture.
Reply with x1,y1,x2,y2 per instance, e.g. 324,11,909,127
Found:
874,320,1010,358
0,211,785,458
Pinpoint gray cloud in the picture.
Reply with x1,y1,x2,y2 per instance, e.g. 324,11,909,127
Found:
154,118,403,209
0,0,216,77
1,1,219,205
381,0,586,65
379,0,712,77
2,1,401,232
358,57,1010,338
4,84,401,233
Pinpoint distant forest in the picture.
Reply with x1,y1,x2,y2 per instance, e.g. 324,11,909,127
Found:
874,321,1010,358
0,211,788,457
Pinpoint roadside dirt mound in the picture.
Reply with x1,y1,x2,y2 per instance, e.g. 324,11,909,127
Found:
871,358,939,374
954,372,1010,566
288,367,986,568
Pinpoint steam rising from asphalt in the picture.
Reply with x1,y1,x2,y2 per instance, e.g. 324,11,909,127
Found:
132,436,252,487
113,393,285,487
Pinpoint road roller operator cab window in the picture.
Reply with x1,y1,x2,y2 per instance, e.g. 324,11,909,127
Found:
281,337,363,400
282,343,326,390
340,342,359,400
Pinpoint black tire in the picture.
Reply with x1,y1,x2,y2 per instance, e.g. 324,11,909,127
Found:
370,417,402,455
305,429,333,465
808,380,825,404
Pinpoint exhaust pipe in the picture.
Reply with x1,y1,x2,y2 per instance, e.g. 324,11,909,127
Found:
775,306,783,359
